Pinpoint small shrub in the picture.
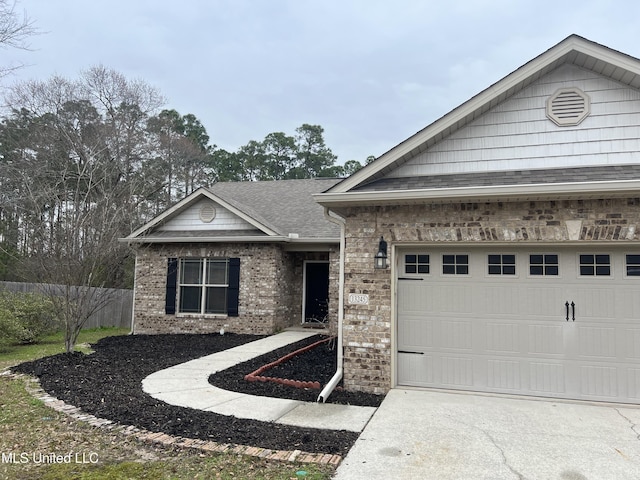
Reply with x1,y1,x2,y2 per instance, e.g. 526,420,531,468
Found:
0,291,61,344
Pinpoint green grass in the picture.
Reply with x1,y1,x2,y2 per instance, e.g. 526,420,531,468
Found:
0,327,335,479
0,327,131,370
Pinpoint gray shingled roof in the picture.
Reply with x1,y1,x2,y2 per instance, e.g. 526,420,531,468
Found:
354,165,640,192
209,178,342,239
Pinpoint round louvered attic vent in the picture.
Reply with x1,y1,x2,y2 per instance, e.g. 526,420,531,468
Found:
546,87,590,126
199,202,216,223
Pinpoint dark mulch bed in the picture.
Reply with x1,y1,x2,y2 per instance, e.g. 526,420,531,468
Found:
10,333,381,455
209,335,383,407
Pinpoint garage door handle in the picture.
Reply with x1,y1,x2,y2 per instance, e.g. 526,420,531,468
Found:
398,350,424,355
565,301,570,321
571,301,575,321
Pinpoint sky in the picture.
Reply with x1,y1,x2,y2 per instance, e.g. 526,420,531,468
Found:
3,0,640,164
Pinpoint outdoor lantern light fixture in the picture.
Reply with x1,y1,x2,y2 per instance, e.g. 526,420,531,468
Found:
374,236,388,269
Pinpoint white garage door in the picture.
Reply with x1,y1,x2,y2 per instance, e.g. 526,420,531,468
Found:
397,247,640,403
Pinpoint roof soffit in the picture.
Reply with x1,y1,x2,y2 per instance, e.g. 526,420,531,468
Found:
330,35,640,194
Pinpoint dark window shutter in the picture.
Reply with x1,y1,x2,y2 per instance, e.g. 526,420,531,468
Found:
165,258,178,314
226,258,240,317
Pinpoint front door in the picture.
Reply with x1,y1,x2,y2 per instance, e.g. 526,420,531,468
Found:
303,262,329,324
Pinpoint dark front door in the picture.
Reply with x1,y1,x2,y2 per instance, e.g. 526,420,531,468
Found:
304,262,329,323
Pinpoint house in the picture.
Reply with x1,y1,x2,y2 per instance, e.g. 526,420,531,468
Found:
123,178,342,335
313,34,640,403
126,34,640,405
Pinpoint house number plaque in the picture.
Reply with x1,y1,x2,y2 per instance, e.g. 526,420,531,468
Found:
348,293,369,305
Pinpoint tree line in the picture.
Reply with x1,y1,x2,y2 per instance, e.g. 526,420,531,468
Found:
0,4,374,352
0,66,371,288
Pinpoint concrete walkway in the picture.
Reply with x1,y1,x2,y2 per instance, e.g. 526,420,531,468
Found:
334,389,640,480
142,330,376,433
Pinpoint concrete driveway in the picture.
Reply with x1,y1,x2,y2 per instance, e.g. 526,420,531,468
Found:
333,389,640,480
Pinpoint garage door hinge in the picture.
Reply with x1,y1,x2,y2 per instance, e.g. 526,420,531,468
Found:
398,277,424,281
398,350,424,355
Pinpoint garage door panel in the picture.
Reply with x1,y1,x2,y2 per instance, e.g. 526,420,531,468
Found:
485,285,522,315
524,287,567,318
486,322,520,353
577,326,617,358
397,314,433,350
627,369,640,399
397,353,433,386
487,359,521,390
626,329,640,359
432,285,474,313
528,324,565,355
440,320,473,351
397,247,640,404
528,362,566,395
579,365,618,398
440,356,474,386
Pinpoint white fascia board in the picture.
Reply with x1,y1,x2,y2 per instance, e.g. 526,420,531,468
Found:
119,235,339,245
332,37,636,195
314,179,640,207
120,235,290,244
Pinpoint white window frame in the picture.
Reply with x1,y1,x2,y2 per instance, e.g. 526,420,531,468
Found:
624,253,640,279
402,253,431,276
487,253,517,276
441,253,470,276
178,258,230,315
528,253,560,278
577,253,612,278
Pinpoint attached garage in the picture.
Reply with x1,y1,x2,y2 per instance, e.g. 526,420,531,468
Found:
315,35,640,401
397,246,640,403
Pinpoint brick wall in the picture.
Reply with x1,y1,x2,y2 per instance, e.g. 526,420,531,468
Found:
133,243,295,335
132,243,340,336
339,197,640,393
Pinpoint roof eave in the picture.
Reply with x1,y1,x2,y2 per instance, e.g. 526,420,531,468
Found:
314,179,640,207
119,235,339,245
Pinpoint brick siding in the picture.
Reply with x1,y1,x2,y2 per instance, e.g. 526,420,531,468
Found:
338,198,640,393
133,243,338,336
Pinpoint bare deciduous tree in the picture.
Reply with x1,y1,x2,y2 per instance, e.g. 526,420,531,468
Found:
0,0,38,78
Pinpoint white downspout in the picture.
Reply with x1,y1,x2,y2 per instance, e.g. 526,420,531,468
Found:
317,207,346,403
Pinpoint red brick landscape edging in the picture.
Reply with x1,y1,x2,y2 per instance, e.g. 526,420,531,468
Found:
2,371,342,467
244,336,334,390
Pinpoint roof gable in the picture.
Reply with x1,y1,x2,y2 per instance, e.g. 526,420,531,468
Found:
328,35,640,194
123,178,342,243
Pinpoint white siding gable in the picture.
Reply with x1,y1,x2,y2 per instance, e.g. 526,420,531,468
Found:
388,64,640,178
157,198,257,232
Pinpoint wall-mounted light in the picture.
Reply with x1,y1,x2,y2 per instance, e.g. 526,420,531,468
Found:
374,236,388,269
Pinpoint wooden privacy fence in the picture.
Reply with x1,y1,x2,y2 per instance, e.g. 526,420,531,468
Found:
0,281,133,329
